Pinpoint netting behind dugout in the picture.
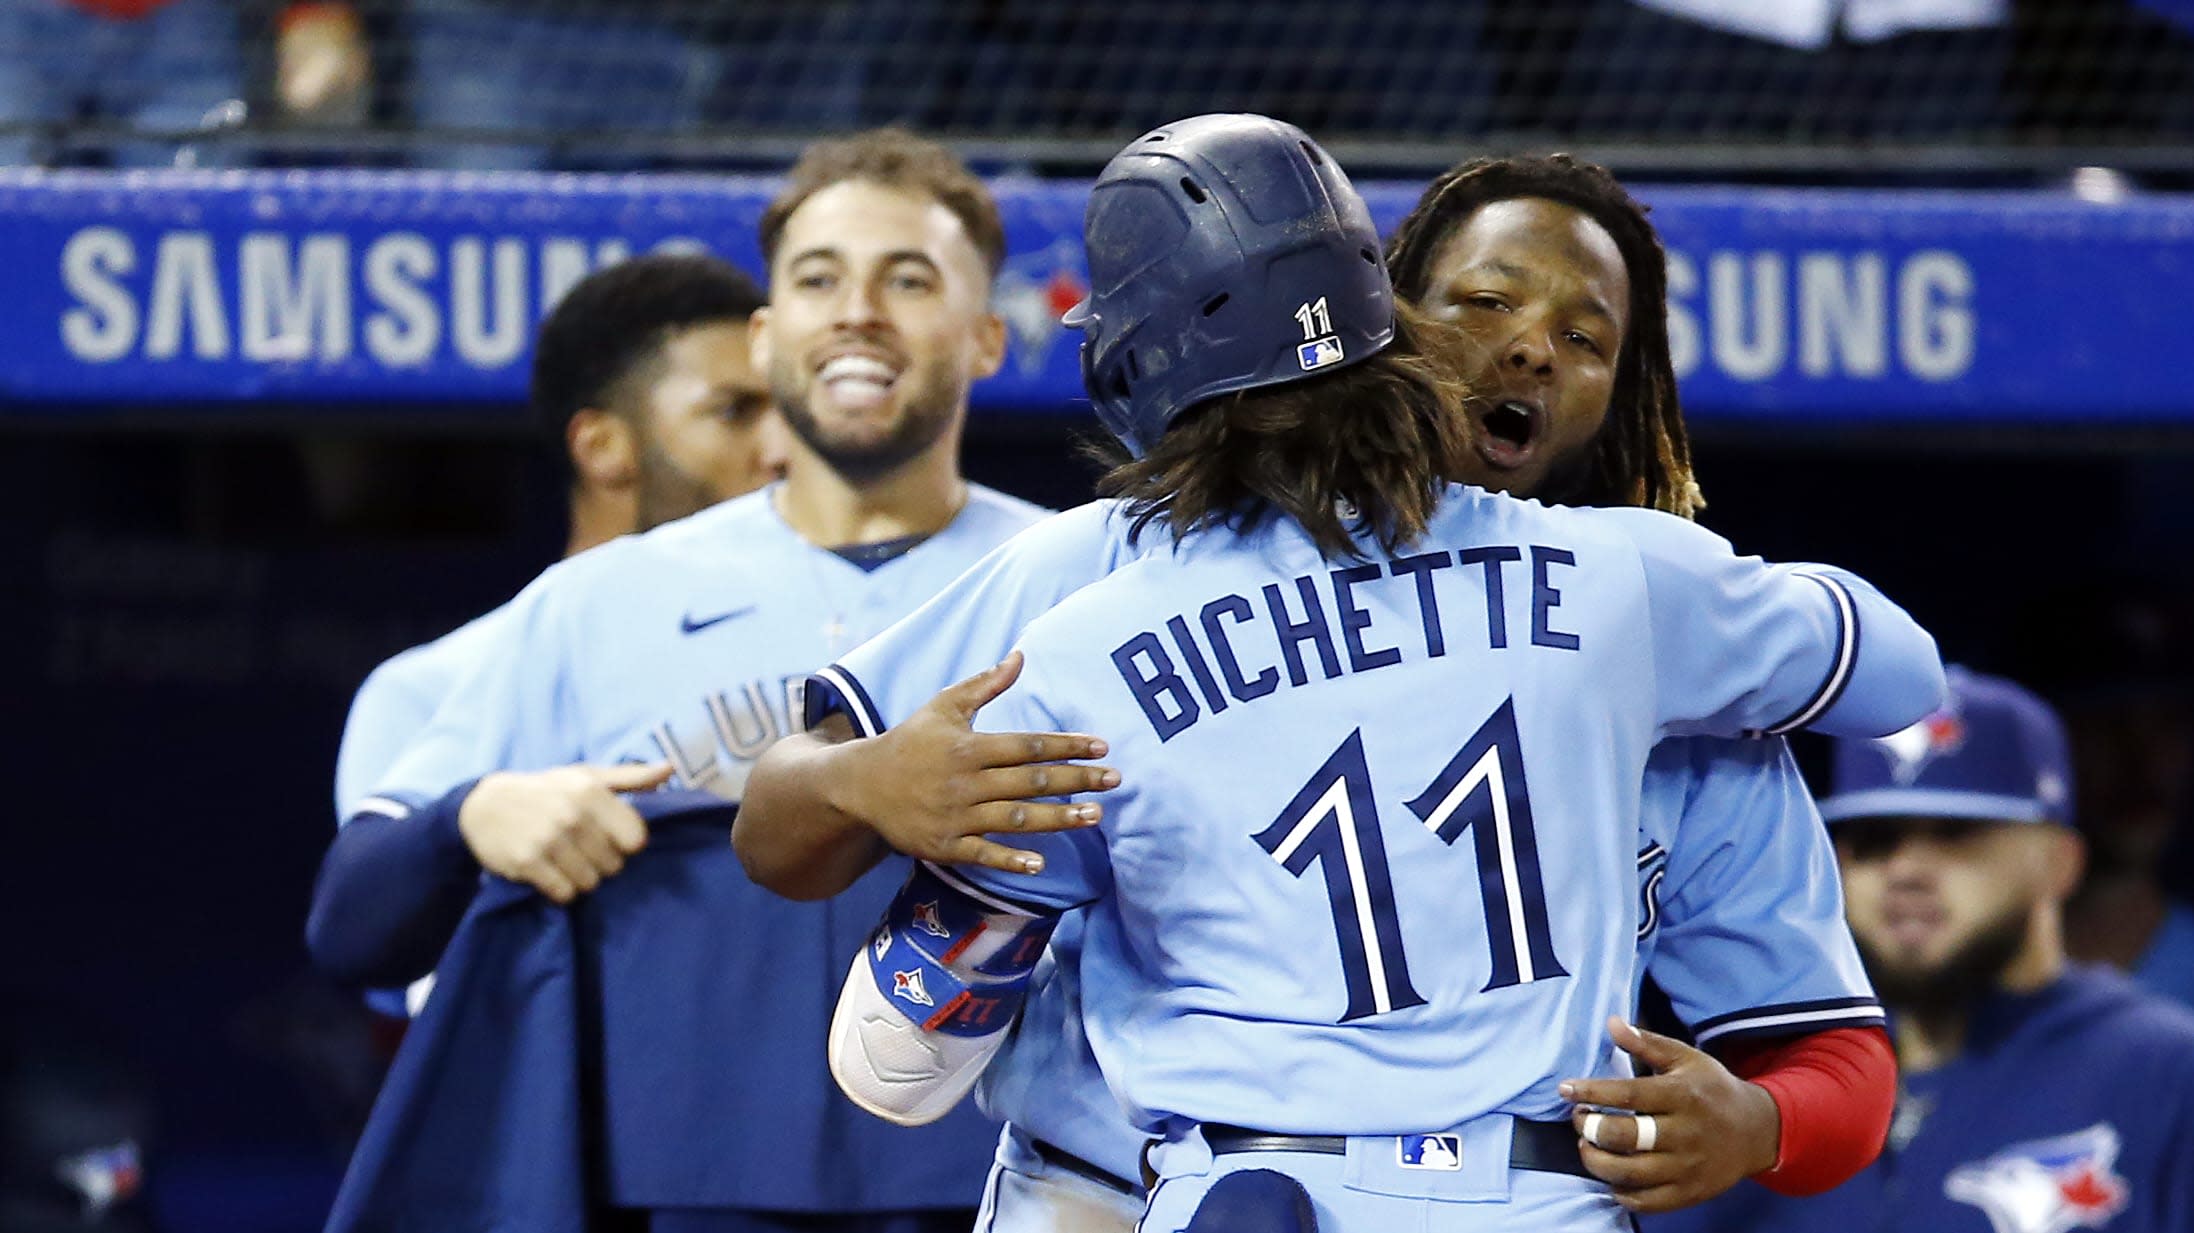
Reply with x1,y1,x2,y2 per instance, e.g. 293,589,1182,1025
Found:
3,1,2192,173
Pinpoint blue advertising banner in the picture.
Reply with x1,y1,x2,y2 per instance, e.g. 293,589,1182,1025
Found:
1,169,2188,423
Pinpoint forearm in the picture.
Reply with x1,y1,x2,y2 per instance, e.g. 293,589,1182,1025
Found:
734,731,892,900
305,780,485,987
1720,1025,1897,1196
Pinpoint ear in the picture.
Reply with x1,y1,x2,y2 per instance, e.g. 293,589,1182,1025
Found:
567,408,637,491
747,305,773,375
2042,826,2087,902
969,309,1008,381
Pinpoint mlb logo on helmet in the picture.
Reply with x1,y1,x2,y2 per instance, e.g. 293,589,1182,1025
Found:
1943,1123,2129,1233
1396,1133,1462,1170
1298,336,1346,372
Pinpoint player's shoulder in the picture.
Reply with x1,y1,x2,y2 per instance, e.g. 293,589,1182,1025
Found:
2048,966,2194,1047
357,602,515,703
959,483,1053,533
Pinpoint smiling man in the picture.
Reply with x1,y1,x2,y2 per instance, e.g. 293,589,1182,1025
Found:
308,129,1038,1232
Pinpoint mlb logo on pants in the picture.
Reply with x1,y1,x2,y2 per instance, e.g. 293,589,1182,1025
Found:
1397,1134,1462,1170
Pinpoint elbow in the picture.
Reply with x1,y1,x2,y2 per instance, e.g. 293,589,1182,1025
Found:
730,806,830,901
305,890,430,989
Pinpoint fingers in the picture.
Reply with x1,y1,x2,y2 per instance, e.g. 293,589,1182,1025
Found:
974,762,1121,804
1559,1076,1680,1115
1578,1134,1677,1188
971,729,1110,770
1577,1109,1656,1156
589,794,649,855
937,652,1025,722
971,799,1104,834
567,820,628,880
1610,1184,1696,1215
593,760,675,795
1607,1015,1695,1071
947,836,1048,876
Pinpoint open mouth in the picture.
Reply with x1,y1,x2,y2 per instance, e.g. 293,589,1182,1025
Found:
816,353,902,411
1471,398,1542,470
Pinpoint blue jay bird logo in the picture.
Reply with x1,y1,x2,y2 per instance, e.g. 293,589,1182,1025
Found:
1943,1123,2129,1233
1873,707,1967,785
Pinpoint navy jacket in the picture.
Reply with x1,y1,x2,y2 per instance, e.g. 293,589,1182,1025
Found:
1648,966,2194,1233
325,790,999,1232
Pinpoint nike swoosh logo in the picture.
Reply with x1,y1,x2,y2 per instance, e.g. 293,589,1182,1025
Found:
680,606,756,634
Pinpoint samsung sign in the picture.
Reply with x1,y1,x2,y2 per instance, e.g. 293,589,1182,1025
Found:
3,171,2189,423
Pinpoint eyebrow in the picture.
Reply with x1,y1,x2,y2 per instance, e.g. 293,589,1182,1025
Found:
787,246,943,276
1451,259,1621,328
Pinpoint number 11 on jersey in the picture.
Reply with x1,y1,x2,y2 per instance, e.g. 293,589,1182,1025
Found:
1252,699,1569,1024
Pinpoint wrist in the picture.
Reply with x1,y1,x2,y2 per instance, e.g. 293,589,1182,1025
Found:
1741,1080,1785,1176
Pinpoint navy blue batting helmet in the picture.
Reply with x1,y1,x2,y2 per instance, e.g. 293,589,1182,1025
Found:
1064,113,1395,456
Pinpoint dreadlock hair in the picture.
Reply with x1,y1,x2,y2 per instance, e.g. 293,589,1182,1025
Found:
1384,154,1704,520
1095,302,1473,561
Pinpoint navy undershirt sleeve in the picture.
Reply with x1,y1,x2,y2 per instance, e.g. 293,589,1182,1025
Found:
306,779,485,988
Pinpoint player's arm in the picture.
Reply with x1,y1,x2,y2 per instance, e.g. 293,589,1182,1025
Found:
829,660,1111,1123
738,652,1115,900
736,507,1133,900
1564,736,1894,1212
1560,1018,1895,1212
1617,510,1947,739
829,862,1065,1125
307,763,669,986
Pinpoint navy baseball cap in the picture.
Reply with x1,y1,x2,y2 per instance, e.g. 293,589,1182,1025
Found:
1819,666,2074,828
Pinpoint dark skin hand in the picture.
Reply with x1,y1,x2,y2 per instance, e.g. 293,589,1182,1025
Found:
734,651,1119,899
1560,1017,1784,1214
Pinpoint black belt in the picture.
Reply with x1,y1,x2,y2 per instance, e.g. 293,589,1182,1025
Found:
1202,1120,1591,1180
1030,1136,1144,1197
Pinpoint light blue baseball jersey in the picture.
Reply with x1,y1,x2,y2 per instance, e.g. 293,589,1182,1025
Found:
1634,736,1881,1044
350,481,1043,1212
336,606,513,1017
366,483,1044,809
336,606,510,820
923,483,1942,1136
813,492,1930,1176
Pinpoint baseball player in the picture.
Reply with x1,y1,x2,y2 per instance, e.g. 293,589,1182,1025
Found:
331,252,783,1016
1651,667,2194,1233
809,113,1946,1233
308,128,1033,1230
737,153,1912,1227
334,251,784,824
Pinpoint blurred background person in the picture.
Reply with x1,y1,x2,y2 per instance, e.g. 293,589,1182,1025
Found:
0,0,244,166
1651,666,2194,1233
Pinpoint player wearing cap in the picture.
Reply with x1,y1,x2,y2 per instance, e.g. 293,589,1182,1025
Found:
806,113,1946,1233
1651,667,2194,1233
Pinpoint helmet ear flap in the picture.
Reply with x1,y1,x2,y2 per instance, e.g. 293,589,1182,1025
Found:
1083,335,1145,456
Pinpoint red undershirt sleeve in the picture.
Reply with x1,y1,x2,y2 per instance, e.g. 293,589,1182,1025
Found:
1716,1024,1897,1197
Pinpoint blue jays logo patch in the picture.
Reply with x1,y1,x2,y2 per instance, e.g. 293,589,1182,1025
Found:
912,900,951,938
1943,1123,2128,1233
1397,1134,1462,1170
1874,708,1967,785
1298,336,1345,372
892,969,935,1007
56,1140,142,1218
